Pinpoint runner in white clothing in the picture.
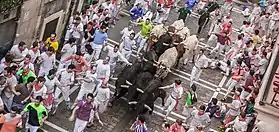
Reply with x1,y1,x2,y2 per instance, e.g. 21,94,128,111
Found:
94,56,111,88
54,64,75,110
44,69,63,113
120,25,135,51
95,82,110,113
102,45,132,76
58,38,77,70
159,80,183,119
38,47,56,77
121,33,137,60
75,66,97,102
190,49,209,87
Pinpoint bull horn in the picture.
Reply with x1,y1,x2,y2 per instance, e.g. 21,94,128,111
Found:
152,63,158,67
142,57,148,62
120,85,130,88
167,68,171,72
136,88,144,93
126,80,132,85
162,43,169,46
144,104,152,111
173,42,179,45
128,101,137,105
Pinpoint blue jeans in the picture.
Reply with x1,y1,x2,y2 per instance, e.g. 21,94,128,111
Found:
12,102,26,111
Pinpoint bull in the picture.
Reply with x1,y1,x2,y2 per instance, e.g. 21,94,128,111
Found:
126,71,154,103
141,50,158,75
156,44,185,79
181,35,199,66
128,78,166,115
109,59,143,106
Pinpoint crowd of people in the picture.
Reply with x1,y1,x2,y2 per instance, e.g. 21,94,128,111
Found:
0,0,278,132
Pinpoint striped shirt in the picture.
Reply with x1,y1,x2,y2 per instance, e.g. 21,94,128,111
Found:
130,121,148,132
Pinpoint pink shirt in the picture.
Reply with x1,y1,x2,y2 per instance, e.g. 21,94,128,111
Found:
64,55,91,72
169,123,186,132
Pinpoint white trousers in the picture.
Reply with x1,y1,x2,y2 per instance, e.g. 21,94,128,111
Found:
121,49,132,60
137,34,147,55
164,8,171,21
211,42,225,55
154,13,164,24
224,78,239,98
207,34,217,47
76,87,95,101
38,68,51,77
54,86,70,102
174,0,180,6
190,66,202,86
96,102,108,113
73,118,88,132
91,43,103,60
165,96,177,112
27,123,40,132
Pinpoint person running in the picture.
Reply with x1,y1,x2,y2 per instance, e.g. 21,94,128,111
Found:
37,47,56,77
190,49,209,87
94,56,111,87
12,76,36,111
54,64,76,110
130,4,144,21
169,119,186,132
121,32,137,60
102,45,132,77
45,33,59,52
69,93,103,132
0,106,22,132
75,66,97,104
130,18,153,56
62,51,91,73
160,79,184,119
95,82,110,113
189,105,211,129
130,115,148,132
177,4,191,23
58,38,77,70
21,96,48,132
44,69,63,113
92,26,108,60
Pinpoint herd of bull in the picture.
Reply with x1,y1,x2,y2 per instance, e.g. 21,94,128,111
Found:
109,20,200,115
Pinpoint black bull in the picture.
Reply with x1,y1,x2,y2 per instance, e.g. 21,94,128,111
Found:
128,78,166,115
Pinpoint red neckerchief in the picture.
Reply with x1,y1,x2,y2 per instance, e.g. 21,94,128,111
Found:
22,70,29,76
7,73,13,78
239,117,246,121
4,61,10,67
136,121,144,125
18,47,23,53
31,48,38,54
34,83,41,91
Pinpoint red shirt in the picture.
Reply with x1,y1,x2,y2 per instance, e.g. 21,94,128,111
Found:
221,22,232,36
158,0,165,5
64,55,91,72
169,123,185,132
244,76,255,93
163,0,173,8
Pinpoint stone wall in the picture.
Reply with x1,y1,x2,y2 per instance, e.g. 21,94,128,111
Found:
15,0,72,47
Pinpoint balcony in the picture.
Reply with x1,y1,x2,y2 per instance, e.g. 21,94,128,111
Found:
255,35,279,128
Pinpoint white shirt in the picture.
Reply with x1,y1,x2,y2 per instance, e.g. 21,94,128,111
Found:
81,71,96,90
103,46,130,65
120,27,134,39
233,117,248,132
228,99,241,116
95,60,110,82
61,44,77,61
71,23,84,39
169,83,183,99
251,6,261,16
101,2,113,11
83,53,94,64
95,86,110,104
195,54,209,69
56,68,75,84
91,14,100,22
259,57,268,75
18,61,35,72
80,15,88,26
40,52,55,72
190,109,211,128
32,85,47,99
10,45,28,59
28,49,40,63
3,75,17,98
122,37,136,51
44,76,61,93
